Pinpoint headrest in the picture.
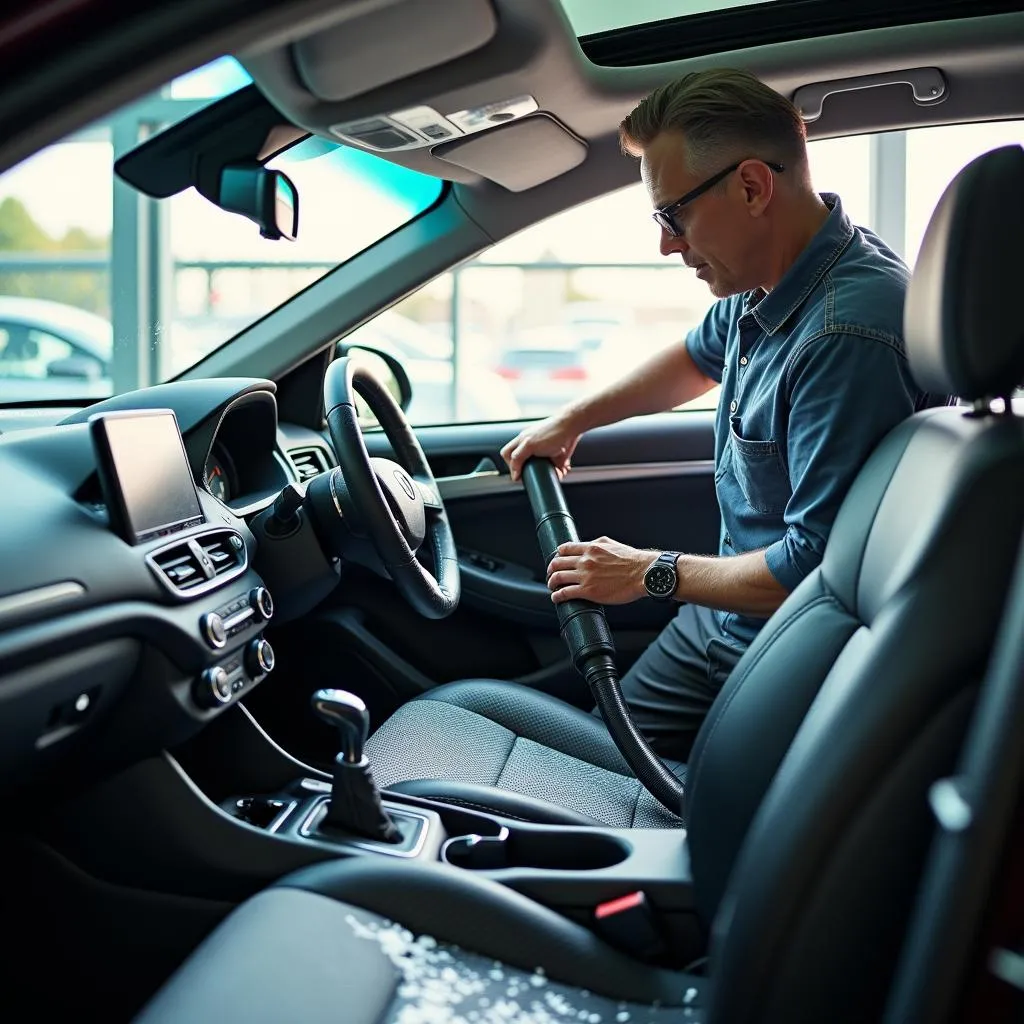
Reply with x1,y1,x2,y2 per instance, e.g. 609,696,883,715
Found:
904,144,1024,401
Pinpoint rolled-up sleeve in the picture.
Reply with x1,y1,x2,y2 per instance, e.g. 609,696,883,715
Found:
685,296,741,382
763,330,920,592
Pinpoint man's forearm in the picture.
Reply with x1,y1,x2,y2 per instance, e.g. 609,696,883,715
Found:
564,342,717,433
673,550,790,616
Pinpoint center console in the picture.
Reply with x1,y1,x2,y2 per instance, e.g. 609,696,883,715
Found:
185,691,700,967
77,408,279,759
39,685,701,968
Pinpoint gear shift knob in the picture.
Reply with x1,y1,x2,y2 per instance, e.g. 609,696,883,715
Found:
311,688,369,764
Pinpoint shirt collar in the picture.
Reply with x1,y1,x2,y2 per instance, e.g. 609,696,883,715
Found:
744,193,854,335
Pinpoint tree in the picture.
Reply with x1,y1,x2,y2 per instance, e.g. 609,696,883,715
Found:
0,197,109,315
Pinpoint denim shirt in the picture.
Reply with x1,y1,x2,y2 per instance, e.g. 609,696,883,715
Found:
686,193,943,651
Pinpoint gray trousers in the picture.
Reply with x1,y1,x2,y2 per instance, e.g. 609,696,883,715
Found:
606,602,745,761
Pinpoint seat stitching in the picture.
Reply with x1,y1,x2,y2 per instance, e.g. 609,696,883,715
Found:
687,592,843,806
629,779,644,828
427,797,533,823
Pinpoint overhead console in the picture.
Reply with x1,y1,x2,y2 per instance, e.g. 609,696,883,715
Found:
329,95,539,153
239,0,592,191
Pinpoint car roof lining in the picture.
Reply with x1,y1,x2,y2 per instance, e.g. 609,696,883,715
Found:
107,0,1024,251
240,1,1024,189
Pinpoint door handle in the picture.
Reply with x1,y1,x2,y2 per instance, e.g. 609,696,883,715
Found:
437,456,507,499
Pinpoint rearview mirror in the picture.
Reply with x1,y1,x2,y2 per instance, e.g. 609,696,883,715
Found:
217,162,298,240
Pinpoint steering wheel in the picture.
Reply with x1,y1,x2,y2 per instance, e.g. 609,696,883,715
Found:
307,355,460,619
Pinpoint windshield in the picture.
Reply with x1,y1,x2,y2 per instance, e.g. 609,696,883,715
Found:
0,57,442,405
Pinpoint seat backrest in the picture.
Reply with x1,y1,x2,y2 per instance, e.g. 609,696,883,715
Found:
685,144,1024,1023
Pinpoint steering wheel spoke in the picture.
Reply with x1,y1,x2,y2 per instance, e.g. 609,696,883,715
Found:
413,476,443,512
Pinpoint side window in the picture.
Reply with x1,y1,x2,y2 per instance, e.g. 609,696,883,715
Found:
361,119,1022,427
351,185,721,426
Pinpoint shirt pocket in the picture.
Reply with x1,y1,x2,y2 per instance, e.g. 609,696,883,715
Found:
727,415,790,515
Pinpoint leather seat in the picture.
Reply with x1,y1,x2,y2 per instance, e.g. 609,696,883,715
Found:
135,145,1024,1024
366,143,1024,836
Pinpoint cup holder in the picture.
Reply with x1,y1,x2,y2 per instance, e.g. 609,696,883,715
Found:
441,826,630,872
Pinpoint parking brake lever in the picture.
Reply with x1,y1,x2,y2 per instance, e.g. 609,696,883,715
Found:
310,688,401,843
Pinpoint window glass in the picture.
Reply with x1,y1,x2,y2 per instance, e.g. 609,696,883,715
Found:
166,138,442,376
904,120,1024,265
364,119,1020,427
0,57,442,403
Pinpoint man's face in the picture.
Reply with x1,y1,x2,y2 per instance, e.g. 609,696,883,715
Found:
641,131,767,298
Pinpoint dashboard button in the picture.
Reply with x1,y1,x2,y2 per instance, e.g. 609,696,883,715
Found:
200,612,227,649
196,666,232,707
246,638,275,676
250,586,274,621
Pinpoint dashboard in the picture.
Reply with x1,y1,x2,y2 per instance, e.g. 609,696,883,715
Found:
0,376,339,795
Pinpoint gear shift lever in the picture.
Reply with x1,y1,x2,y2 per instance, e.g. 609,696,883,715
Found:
312,688,370,764
311,688,400,843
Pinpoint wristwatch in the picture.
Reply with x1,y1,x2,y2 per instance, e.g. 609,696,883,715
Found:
643,551,680,601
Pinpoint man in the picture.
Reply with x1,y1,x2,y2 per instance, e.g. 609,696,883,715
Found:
501,68,946,758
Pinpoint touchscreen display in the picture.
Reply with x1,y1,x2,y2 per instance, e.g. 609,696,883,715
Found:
91,410,205,544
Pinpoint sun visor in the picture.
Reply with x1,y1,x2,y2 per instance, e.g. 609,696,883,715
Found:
293,0,497,102
432,114,588,191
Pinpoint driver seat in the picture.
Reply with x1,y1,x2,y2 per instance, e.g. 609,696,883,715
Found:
366,145,1024,841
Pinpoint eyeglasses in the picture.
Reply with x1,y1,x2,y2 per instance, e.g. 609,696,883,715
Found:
652,159,785,237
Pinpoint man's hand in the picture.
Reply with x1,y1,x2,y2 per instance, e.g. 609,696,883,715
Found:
500,415,582,482
546,537,657,605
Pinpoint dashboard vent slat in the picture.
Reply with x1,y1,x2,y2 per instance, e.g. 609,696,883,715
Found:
153,548,205,589
289,446,331,482
200,537,238,576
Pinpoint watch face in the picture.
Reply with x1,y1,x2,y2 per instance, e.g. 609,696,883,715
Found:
645,563,676,597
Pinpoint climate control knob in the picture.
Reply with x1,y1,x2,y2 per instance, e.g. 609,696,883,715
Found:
196,666,232,708
247,637,275,677
249,586,274,621
199,612,227,650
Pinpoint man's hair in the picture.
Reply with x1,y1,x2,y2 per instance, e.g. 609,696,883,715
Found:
619,68,808,175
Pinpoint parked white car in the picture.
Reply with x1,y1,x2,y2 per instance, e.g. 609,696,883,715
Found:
0,296,113,401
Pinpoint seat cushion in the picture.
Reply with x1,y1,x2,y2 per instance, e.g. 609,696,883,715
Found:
134,860,703,1024
366,680,685,829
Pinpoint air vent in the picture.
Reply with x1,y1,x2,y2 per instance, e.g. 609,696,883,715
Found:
147,528,247,599
151,545,206,591
290,446,331,482
199,536,240,577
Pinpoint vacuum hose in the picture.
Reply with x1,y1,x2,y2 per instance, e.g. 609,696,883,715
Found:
520,458,686,818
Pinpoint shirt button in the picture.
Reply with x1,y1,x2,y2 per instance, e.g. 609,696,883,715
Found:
739,356,748,366
729,400,738,413
724,533,732,546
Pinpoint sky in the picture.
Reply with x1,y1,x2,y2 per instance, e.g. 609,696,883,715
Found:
558,0,773,36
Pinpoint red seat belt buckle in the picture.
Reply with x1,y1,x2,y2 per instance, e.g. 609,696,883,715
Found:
593,890,666,959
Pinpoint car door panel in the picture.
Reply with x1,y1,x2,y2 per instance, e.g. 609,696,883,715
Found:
445,460,719,629
352,411,721,688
